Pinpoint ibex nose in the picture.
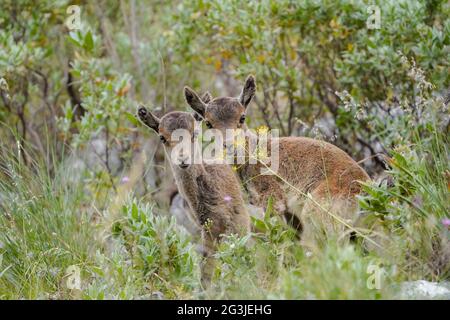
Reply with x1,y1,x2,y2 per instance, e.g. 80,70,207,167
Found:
178,162,189,169
177,155,190,169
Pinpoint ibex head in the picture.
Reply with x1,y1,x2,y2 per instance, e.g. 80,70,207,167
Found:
184,75,256,138
137,106,198,169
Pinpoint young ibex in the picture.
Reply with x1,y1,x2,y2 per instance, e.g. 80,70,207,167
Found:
137,106,250,284
184,76,370,247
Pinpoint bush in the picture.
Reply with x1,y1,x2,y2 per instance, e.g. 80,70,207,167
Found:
114,201,200,293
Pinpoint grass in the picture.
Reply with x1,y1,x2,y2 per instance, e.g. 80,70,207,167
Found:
0,144,95,299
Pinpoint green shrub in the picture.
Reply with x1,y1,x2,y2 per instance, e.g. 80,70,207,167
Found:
113,200,200,297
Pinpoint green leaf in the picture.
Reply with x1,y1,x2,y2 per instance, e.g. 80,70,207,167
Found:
251,216,267,232
140,211,147,225
146,255,155,264
131,203,139,221
264,196,274,221
68,31,83,47
125,111,140,126
91,266,105,277
83,30,94,52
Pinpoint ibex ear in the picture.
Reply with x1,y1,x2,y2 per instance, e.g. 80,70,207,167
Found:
192,112,203,122
201,91,213,104
239,75,256,108
137,105,160,133
184,86,206,118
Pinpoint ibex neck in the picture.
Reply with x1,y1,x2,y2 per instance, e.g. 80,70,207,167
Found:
172,163,206,180
171,163,209,220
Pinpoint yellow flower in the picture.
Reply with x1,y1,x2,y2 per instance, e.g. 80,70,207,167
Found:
256,125,269,135
215,150,225,161
256,54,266,63
190,11,202,19
214,59,222,72
329,19,339,29
234,136,246,148
221,50,232,60
257,148,267,159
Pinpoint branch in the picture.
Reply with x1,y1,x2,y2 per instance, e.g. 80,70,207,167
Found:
66,62,85,121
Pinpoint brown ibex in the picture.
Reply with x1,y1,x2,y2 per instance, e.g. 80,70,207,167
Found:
184,76,370,248
137,106,250,284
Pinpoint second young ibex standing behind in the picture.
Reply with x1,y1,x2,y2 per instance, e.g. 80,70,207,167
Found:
137,106,250,285
184,76,371,248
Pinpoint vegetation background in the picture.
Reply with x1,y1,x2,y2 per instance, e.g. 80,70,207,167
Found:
0,0,448,299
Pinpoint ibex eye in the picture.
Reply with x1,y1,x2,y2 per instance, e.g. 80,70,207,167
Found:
205,122,213,129
239,115,246,124
159,135,167,143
